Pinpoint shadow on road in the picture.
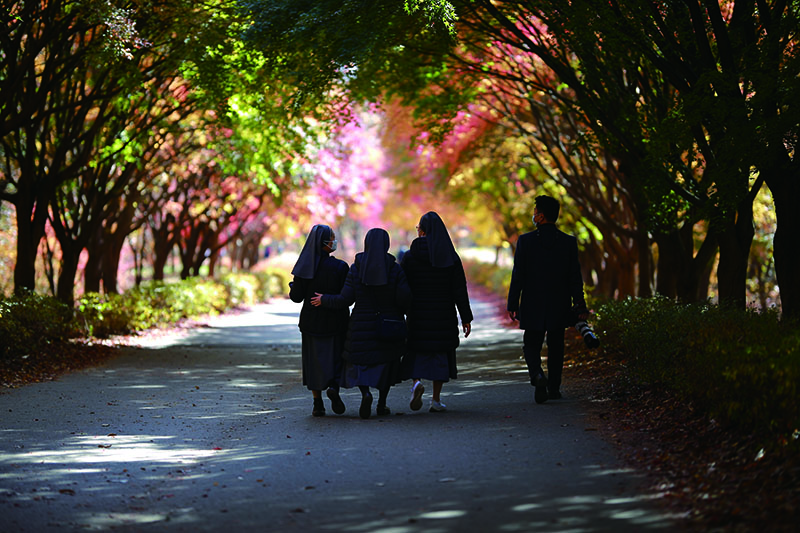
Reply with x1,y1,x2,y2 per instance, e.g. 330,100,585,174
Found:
0,298,678,532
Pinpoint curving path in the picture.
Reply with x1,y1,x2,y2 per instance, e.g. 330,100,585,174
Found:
0,295,678,532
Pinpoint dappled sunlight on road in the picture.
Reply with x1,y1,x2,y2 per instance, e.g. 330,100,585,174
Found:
0,298,679,532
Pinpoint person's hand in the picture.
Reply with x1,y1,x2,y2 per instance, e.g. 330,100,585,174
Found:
577,311,589,321
462,322,472,338
508,310,518,322
310,293,323,307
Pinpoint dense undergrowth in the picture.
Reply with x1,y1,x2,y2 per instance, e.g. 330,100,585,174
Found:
596,296,800,452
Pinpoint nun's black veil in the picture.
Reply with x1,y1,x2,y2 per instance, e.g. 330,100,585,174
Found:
419,211,457,268
360,228,390,286
291,224,332,279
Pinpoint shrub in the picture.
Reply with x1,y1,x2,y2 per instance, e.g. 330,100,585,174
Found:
597,297,800,447
220,272,260,307
0,292,75,360
253,267,292,300
75,292,133,338
120,278,228,330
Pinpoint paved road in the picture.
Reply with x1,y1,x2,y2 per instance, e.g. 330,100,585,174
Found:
1,297,677,532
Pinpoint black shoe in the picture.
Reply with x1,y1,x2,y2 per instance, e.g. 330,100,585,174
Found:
327,388,346,414
359,393,373,419
548,390,563,400
534,373,549,404
312,399,326,417
376,405,391,416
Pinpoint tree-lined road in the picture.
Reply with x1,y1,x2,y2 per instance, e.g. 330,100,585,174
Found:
1,297,676,532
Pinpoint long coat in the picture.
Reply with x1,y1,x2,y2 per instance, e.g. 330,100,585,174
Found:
401,237,473,353
322,253,412,365
289,255,350,335
507,224,586,330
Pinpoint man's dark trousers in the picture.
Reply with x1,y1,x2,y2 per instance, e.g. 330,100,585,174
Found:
523,328,565,392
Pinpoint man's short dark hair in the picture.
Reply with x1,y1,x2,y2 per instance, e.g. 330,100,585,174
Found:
535,195,560,223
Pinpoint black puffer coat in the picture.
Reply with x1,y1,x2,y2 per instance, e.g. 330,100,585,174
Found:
321,253,412,365
289,255,350,335
401,237,473,352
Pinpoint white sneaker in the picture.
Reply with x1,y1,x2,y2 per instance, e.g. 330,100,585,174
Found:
429,400,447,412
410,381,424,411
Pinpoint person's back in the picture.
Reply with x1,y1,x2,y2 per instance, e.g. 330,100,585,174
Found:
513,224,580,330
340,254,409,365
399,211,473,413
507,195,587,403
402,236,468,352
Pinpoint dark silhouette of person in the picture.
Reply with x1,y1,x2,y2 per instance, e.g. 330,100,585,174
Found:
311,228,412,419
507,196,588,403
400,211,473,412
289,224,349,417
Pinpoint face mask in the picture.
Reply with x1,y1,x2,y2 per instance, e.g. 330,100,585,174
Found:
325,239,338,252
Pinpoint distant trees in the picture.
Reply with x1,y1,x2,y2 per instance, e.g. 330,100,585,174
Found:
2,0,793,319
239,0,796,316
0,0,291,305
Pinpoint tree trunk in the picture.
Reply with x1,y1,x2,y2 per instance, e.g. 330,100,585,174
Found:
636,234,653,298
771,178,800,320
653,221,717,303
102,230,128,294
84,226,105,294
152,247,169,281
55,241,80,308
151,220,176,282
714,202,754,309
208,248,219,277
654,229,686,299
12,189,49,294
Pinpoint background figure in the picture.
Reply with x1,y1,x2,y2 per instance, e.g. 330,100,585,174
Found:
400,211,473,412
507,196,588,404
311,228,412,419
289,224,350,417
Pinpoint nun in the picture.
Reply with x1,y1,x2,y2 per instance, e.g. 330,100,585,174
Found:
400,211,473,412
289,224,350,417
311,228,412,419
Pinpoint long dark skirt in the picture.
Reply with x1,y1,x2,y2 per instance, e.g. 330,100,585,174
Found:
400,350,457,382
343,359,401,390
302,333,345,390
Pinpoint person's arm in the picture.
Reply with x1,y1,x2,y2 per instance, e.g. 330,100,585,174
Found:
568,238,588,320
507,238,524,321
452,259,474,336
288,277,309,303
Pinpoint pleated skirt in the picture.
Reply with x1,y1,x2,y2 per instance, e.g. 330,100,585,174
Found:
400,350,457,382
342,359,401,390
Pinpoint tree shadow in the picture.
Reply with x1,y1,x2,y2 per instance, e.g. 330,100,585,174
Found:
1,333,678,532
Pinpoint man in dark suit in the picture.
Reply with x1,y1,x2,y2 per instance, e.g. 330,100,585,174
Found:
507,195,588,404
